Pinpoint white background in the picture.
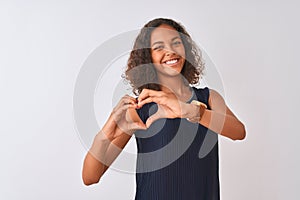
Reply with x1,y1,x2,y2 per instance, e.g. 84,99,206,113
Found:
1,0,300,199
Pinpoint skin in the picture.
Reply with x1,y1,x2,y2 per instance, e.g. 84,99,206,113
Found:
82,95,146,185
150,24,186,79
82,24,246,186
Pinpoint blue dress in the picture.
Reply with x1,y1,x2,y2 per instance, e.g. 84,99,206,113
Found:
134,87,220,200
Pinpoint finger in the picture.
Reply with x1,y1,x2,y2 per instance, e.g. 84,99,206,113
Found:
115,99,137,112
137,96,154,108
129,122,147,130
114,104,137,118
119,95,137,105
115,95,136,110
121,96,137,105
120,104,137,112
125,107,142,123
137,96,161,108
137,96,166,108
118,122,147,136
122,94,137,102
138,89,164,102
145,111,162,128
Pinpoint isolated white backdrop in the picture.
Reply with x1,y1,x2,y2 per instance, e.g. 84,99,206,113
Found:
1,1,299,199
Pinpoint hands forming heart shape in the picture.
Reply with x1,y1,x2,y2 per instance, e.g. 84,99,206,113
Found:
137,89,190,128
112,89,195,136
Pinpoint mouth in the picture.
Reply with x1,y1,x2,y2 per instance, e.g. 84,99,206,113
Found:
162,58,180,66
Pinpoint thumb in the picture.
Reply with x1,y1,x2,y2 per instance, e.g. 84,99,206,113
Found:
130,121,147,130
146,112,161,128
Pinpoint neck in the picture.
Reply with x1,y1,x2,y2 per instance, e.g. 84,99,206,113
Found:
158,74,191,98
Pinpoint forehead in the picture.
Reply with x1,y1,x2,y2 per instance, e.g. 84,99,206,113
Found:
150,24,181,44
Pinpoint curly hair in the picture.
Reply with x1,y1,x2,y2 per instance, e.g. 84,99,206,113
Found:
125,18,205,95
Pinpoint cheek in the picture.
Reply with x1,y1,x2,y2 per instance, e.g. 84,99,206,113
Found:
151,52,162,63
179,47,186,58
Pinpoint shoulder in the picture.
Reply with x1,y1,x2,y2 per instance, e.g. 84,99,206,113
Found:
207,88,227,112
208,89,225,102
192,87,226,111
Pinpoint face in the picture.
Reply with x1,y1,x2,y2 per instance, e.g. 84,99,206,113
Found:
150,24,186,78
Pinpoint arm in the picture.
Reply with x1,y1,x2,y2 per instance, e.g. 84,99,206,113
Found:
82,96,146,186
137,88,246,140
82,119,131,186
188,89,246,140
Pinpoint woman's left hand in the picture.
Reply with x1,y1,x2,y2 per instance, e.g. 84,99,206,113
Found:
137,89,197,127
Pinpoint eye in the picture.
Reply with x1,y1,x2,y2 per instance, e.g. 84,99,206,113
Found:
153,45,164,51
172,40,182,46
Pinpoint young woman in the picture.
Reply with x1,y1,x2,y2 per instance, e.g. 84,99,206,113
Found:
82,18,246,200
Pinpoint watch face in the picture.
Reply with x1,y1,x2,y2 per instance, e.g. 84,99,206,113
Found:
191,100,207,108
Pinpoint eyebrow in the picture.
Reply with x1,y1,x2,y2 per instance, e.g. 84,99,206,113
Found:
151,36,181,47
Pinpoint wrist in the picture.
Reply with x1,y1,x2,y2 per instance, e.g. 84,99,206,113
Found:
186,100,207,123
182,103,199,120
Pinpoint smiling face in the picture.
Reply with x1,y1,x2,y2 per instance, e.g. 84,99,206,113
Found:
150,24,186,79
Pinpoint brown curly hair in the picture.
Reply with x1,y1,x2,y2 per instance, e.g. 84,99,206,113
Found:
125,18,205,95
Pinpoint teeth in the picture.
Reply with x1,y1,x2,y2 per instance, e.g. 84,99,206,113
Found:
165,59,178,65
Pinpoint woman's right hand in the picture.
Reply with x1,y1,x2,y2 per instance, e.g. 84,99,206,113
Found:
83,95,146,185
108,95,146,139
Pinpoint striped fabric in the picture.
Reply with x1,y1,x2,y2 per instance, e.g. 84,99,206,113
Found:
134,87,220,200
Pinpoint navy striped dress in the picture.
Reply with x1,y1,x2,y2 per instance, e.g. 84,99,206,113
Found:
134,87,220,200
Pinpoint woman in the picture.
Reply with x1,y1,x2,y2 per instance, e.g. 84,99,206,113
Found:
82,18,246,200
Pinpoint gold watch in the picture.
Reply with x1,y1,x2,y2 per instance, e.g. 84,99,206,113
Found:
190,100,207,109
187,100,207,123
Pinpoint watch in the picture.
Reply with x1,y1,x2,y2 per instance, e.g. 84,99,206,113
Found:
187,100,207,123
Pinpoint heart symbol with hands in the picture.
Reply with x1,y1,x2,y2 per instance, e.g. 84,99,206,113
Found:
137,89,190,128
111,95,146,138
114,89,196,137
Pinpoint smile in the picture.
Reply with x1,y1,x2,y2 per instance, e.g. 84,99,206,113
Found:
162,58,180,65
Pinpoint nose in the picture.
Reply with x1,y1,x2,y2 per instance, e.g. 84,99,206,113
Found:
166,50,175,56
164,45,175,56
